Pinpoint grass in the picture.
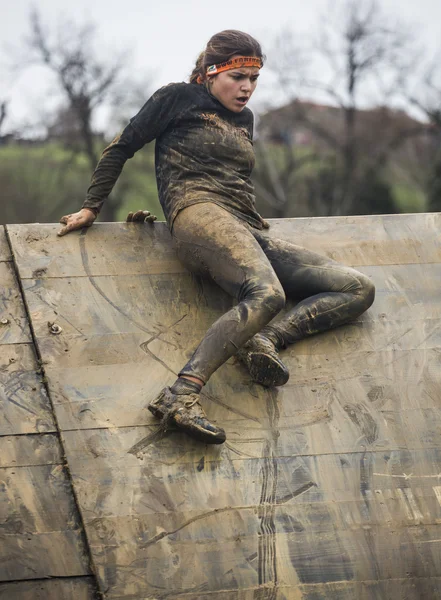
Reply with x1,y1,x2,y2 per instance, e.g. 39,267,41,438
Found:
392,183,427,213
0,140,162,224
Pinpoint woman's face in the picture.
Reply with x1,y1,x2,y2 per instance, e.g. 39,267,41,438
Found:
208,63,260,113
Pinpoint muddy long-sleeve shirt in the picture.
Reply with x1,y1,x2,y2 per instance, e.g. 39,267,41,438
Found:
82,82,264,230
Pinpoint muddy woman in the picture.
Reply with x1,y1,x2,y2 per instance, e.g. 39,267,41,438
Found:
58,30,375,445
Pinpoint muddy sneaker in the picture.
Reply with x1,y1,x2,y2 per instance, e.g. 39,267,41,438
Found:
237,333,289,387
148,387,226,445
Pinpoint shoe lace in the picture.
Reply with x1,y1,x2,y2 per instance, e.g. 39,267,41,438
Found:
183,394,201,408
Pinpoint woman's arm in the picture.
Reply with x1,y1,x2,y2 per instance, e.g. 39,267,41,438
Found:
58,83,187,236
58,124,145,236
82,125,145,215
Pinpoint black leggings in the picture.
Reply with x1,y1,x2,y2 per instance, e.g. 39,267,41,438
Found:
172,203,375,383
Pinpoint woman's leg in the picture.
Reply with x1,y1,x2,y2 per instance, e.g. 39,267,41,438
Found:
148,203,286,443
252,231,375,348
172,203,286,382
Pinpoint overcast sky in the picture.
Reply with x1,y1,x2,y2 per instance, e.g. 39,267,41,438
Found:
1,0,441,132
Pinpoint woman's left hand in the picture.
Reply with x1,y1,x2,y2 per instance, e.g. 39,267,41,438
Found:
126,210,157,223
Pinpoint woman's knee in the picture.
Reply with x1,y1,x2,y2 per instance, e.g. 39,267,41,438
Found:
256,280,286,316
356,274,376,310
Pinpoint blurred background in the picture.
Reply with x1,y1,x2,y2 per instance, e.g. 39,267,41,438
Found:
1,0,440,225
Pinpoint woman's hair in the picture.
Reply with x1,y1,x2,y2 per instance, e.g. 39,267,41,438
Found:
189,30,265,84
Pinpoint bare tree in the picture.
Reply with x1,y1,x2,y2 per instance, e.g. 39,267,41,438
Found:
252,30,318,218
20,8,151,221
0,102,7,136
256,0,424,217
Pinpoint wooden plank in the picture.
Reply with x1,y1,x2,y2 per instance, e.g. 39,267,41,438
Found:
7,222,180,279
8,214,441,281
0,531,90,581
16,263,441,366
0,261,31,344
150,579,441,600
84,517,441,596
0,464,82,534
0,433,62,468
58,397,441,460
14,264,441,382
43,345,441,435
20,272,231,340
0,577,97,600
0,227,11,262
0,344,56,435
269,213,441,266
62,445,441,520
360,262,441,321
0,463,90,581
31,313,441,367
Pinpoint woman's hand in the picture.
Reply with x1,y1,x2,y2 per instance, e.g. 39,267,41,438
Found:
126,210,157,223
57,208,97,237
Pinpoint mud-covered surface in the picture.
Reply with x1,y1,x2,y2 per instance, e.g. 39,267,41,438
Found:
6,216,441,598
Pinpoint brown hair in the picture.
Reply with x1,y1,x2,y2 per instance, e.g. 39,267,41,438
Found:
189,30,265,84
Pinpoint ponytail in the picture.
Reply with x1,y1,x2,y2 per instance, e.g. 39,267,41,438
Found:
190,52,205,84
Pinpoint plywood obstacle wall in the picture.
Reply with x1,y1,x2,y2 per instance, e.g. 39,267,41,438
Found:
2,214,441,599
0,227,96,599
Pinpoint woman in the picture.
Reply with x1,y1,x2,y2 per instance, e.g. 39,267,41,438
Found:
58,30,375,445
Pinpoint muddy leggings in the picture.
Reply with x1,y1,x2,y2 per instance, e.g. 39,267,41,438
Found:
172,203,375,384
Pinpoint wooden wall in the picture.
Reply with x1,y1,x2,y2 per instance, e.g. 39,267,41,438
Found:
4,214,441,599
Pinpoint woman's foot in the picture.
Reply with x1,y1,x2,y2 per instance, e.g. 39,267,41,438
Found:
148,387,226,444
237,333,289,387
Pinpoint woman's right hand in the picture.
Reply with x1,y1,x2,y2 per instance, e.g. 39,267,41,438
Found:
57,208,97,237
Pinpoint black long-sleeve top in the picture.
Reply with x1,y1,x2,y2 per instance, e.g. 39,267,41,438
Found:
82,82,263,230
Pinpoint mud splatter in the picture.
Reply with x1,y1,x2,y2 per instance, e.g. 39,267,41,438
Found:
128,429,173,456
31,267,47,279
343,402,379,445
257,389,280,591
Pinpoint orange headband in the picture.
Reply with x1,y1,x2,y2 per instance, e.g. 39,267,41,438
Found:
197,56,262,84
